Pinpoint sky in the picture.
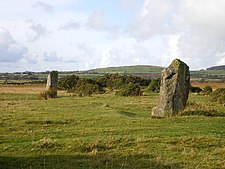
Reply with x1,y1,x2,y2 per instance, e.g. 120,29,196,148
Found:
1,0,225,72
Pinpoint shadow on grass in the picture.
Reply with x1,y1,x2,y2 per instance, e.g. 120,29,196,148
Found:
118,111,137,118
0,154,182,169
181,109,225,117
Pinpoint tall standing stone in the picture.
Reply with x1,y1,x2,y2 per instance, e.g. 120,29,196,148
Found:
46,71,58,98
151,59,190,117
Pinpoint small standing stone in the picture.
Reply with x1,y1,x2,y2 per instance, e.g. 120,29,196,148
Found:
151,59,190,117
46,71,58,98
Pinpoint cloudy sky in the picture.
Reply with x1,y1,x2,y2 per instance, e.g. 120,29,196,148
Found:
1,0,225,72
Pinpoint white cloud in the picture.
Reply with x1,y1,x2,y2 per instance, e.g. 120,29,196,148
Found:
168,34,181,60
0,27,27,62
26,20,49,42
59,20,81,30
177,0,225,68
43,51,60,62
216,52,225,65
100,39,152,68
75,43,97,69
130,0,173,39
1,0,225,72
129,0,225,69
87,10,109,31
178,32,224,68
24,52,39,64
121,0,138,10
179,0,225,39
34,1,54,13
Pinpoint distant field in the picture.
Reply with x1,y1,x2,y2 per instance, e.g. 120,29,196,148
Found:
191,69,225,76
0,85,225,169
191,82,225,90
91,65,164,74
0,84,45,94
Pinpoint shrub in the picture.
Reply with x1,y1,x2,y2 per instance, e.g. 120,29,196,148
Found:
75,78,104,96
39,91,48,100
146,78,160,93
190,85,203,93
203,85,212,94
96,76,108,88
46,88,57,98
116,83,142,96
39,88,57,99
210,88,225,104
96,74,151,90
58,75,79,91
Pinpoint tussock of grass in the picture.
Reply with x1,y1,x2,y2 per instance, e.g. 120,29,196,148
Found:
211,88,225,104
32,138,61,150
184,97,225,117
25,120,72,125
70,139,126,154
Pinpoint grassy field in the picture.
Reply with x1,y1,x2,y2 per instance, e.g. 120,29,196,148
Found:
0,85,46,94
0,85,225,169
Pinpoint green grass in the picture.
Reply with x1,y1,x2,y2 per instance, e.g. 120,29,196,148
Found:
0,92,225,169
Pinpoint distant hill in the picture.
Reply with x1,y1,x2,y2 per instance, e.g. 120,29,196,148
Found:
1,65,225,85
88,65,225,80
207,65,225,70
89,65,164,74
88,65,164,78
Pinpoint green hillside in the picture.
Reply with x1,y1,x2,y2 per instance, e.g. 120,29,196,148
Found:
89,65,164,74
207,65,225,70
89,65,225,80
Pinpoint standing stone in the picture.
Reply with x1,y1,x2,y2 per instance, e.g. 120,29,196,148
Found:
46,71,58,98
151,59,190,117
